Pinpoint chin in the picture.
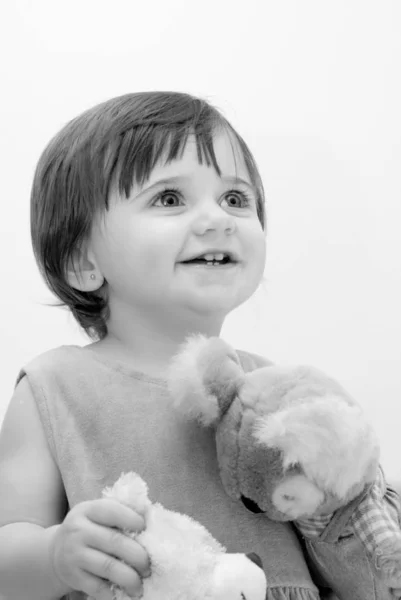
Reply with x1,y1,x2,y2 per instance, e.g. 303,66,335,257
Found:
187,291,251,317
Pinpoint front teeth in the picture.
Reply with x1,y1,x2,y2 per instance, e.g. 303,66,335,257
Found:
203,253,225,261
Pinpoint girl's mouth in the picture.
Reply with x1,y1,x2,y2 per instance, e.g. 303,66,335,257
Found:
182,258,232,267
180,252,237,267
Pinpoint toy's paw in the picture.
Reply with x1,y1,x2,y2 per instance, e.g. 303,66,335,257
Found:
167,334,243,426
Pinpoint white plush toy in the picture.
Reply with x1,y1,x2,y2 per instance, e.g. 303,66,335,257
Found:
94,472,267,600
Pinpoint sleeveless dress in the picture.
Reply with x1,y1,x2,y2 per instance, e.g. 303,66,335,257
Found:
16,344,320,600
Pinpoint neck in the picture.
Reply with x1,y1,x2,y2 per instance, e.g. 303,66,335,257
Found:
88,303,226,377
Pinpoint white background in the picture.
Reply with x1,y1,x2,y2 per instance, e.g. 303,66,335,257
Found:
0,1,400,484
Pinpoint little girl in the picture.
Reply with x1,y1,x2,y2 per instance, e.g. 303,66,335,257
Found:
0,91,398,600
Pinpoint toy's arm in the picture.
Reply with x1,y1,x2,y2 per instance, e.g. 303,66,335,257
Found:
294,468,401,598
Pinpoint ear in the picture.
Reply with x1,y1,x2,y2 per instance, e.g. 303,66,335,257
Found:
102,472,151,516
66,242,104,292
254,394,380,499
167,335,245,426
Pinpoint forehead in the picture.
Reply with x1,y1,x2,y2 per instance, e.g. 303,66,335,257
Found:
144,129,250,187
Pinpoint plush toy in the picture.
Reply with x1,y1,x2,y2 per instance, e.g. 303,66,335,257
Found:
167,334,401,588
93,471,267,600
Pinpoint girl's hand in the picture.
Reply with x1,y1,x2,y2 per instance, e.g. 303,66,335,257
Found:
51,498,150,600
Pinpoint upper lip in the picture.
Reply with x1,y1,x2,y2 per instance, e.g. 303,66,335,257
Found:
181,249,239,262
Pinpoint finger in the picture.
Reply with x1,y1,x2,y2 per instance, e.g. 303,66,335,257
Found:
86,521,151,577
82,547,143,598
85,499,146,533
78,572,114,600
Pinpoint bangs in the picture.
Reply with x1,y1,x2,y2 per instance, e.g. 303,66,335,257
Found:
103,119,265,227
105,121,230,204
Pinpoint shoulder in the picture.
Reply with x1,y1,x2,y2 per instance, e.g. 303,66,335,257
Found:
15,344,90,387
235,348,274,374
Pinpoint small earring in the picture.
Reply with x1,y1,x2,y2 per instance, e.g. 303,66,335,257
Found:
90,274,96,280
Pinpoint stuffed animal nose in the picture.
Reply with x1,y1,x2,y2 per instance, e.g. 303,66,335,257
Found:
240,495,265,514
246,552,263,570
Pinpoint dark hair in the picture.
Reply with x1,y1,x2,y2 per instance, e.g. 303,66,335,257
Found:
31,91,266,340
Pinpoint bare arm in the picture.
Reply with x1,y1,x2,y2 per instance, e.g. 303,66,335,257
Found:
0,376,150,600
0,376,72,600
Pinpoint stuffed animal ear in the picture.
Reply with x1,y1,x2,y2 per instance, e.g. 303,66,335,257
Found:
254,395,380,499
102,472,151,516
167,334,245,426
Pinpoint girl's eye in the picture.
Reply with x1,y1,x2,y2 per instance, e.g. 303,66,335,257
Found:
152,187,183,208
151,187,253,209
223,190,253,208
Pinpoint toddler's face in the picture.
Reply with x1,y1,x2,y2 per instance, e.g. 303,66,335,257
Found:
88,129,266,323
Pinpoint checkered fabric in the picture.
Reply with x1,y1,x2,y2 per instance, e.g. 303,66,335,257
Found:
295,511,332,538
350,467,401,560
295,467,401,553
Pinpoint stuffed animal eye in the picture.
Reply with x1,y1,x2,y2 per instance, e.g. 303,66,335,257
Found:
240,495,264,514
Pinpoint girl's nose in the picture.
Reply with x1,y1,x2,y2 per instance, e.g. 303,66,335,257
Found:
192,204,236,236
